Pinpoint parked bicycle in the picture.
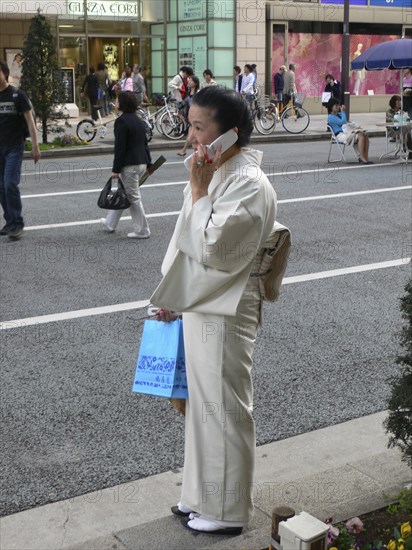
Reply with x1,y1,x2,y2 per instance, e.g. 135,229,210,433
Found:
156,96,189,140
269,93,310,134
136,94,179,135
76,104,119,142
250,92,277,135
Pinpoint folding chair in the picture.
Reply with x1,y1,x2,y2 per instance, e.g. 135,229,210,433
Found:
379,127,401,161
327,125,346,163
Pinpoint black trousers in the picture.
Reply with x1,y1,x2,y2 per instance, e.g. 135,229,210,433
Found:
88,94,98,121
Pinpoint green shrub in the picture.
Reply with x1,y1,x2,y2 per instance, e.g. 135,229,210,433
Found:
385,279,412,468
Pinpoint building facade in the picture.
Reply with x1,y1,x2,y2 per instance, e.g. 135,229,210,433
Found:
0,0,409,113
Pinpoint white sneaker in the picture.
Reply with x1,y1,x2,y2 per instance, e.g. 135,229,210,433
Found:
100,218,114,233
127,231,150,239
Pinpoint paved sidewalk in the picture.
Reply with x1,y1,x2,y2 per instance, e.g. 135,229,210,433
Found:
27,111,389,159
1,411,410,550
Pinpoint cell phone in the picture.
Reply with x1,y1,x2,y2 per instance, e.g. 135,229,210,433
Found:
182,129,238,171
206,129,238,158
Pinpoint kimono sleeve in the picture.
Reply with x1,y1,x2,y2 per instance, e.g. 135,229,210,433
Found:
177,191,262,273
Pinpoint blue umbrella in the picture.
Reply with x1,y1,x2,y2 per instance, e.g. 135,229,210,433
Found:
351,38,412,71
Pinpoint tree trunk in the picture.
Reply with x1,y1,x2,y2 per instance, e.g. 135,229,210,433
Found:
42,119,48,144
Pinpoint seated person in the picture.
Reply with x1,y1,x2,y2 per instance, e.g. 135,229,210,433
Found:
327,98,373,164
386,95,412,158
402,67,412,116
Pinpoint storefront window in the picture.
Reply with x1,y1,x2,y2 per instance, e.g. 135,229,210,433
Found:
272,22,402,97
58,0,165,104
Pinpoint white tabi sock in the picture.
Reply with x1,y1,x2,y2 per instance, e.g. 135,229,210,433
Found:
187,515,245,531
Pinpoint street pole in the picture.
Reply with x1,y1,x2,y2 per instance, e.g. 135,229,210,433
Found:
341,0,350,120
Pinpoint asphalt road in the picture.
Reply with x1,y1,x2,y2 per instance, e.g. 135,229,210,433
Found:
1,139,411,517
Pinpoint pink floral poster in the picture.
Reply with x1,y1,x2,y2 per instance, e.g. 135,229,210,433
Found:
272,32,400,97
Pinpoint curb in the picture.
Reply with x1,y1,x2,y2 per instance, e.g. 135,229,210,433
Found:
24,130,386,159
1,412,410,550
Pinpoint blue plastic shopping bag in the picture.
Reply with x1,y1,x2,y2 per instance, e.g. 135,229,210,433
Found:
132,319,188,399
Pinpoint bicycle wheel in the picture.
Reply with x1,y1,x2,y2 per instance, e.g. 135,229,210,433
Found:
254,107,276,135
160,112,186,140
281,107,310,134
77,119,97,142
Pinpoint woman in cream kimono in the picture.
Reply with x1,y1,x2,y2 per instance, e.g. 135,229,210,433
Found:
151,86,277,536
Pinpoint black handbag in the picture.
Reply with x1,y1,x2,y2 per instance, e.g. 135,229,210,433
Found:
97,177,131,210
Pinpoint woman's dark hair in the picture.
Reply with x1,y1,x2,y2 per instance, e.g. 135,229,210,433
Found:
389,95,400,109
97,63,105,71
118,90,138,113
234,65,241,74
89,66,95,74
180,66,194,76
325,73,334,80
327,97,340,114
191,86,253,147
124,66,132,77
0,60,10,80
203,69,213,78
189,75,200,93
244,64,253,73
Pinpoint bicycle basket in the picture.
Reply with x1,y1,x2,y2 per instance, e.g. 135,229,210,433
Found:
294,93,306,108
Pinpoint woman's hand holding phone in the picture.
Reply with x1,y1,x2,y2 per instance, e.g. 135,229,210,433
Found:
190,143,222,204
190,129,238,205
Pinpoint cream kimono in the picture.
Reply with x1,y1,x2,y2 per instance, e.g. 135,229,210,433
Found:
151,148,277,523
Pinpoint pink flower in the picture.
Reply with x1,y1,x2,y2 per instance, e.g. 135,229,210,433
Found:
327,525,340,543
345,517,364,534
325,514,335,524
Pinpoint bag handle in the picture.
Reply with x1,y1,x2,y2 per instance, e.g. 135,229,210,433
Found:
110,176,126,191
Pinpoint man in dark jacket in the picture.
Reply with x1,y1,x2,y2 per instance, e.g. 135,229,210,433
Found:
80,66,99,121
274,65,286,111
100,91,152,239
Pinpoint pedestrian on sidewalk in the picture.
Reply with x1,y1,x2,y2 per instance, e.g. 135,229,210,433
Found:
283,63,296,107
201,69,217,88
168,66,193,105
150,86,278,536
96,63,110,116
177,75,200,156
322,73,341,108
80,66,99,121
274,65,286,112
120,66,133,92
240,64,255,106
0,60,40,241
100,91,152,239
234,65,243,93
132,65,147,107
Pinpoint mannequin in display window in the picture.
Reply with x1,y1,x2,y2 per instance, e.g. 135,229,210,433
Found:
352,43,366,96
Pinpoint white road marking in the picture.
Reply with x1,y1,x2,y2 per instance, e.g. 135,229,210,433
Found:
24,210,181,231
21,160,185,178
22,186,411,230
283,258,410,285
0,300,150,330
279,186,411,204
22,181,186,198
20,159,402,197
1,258,409,330
20,158,394,179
